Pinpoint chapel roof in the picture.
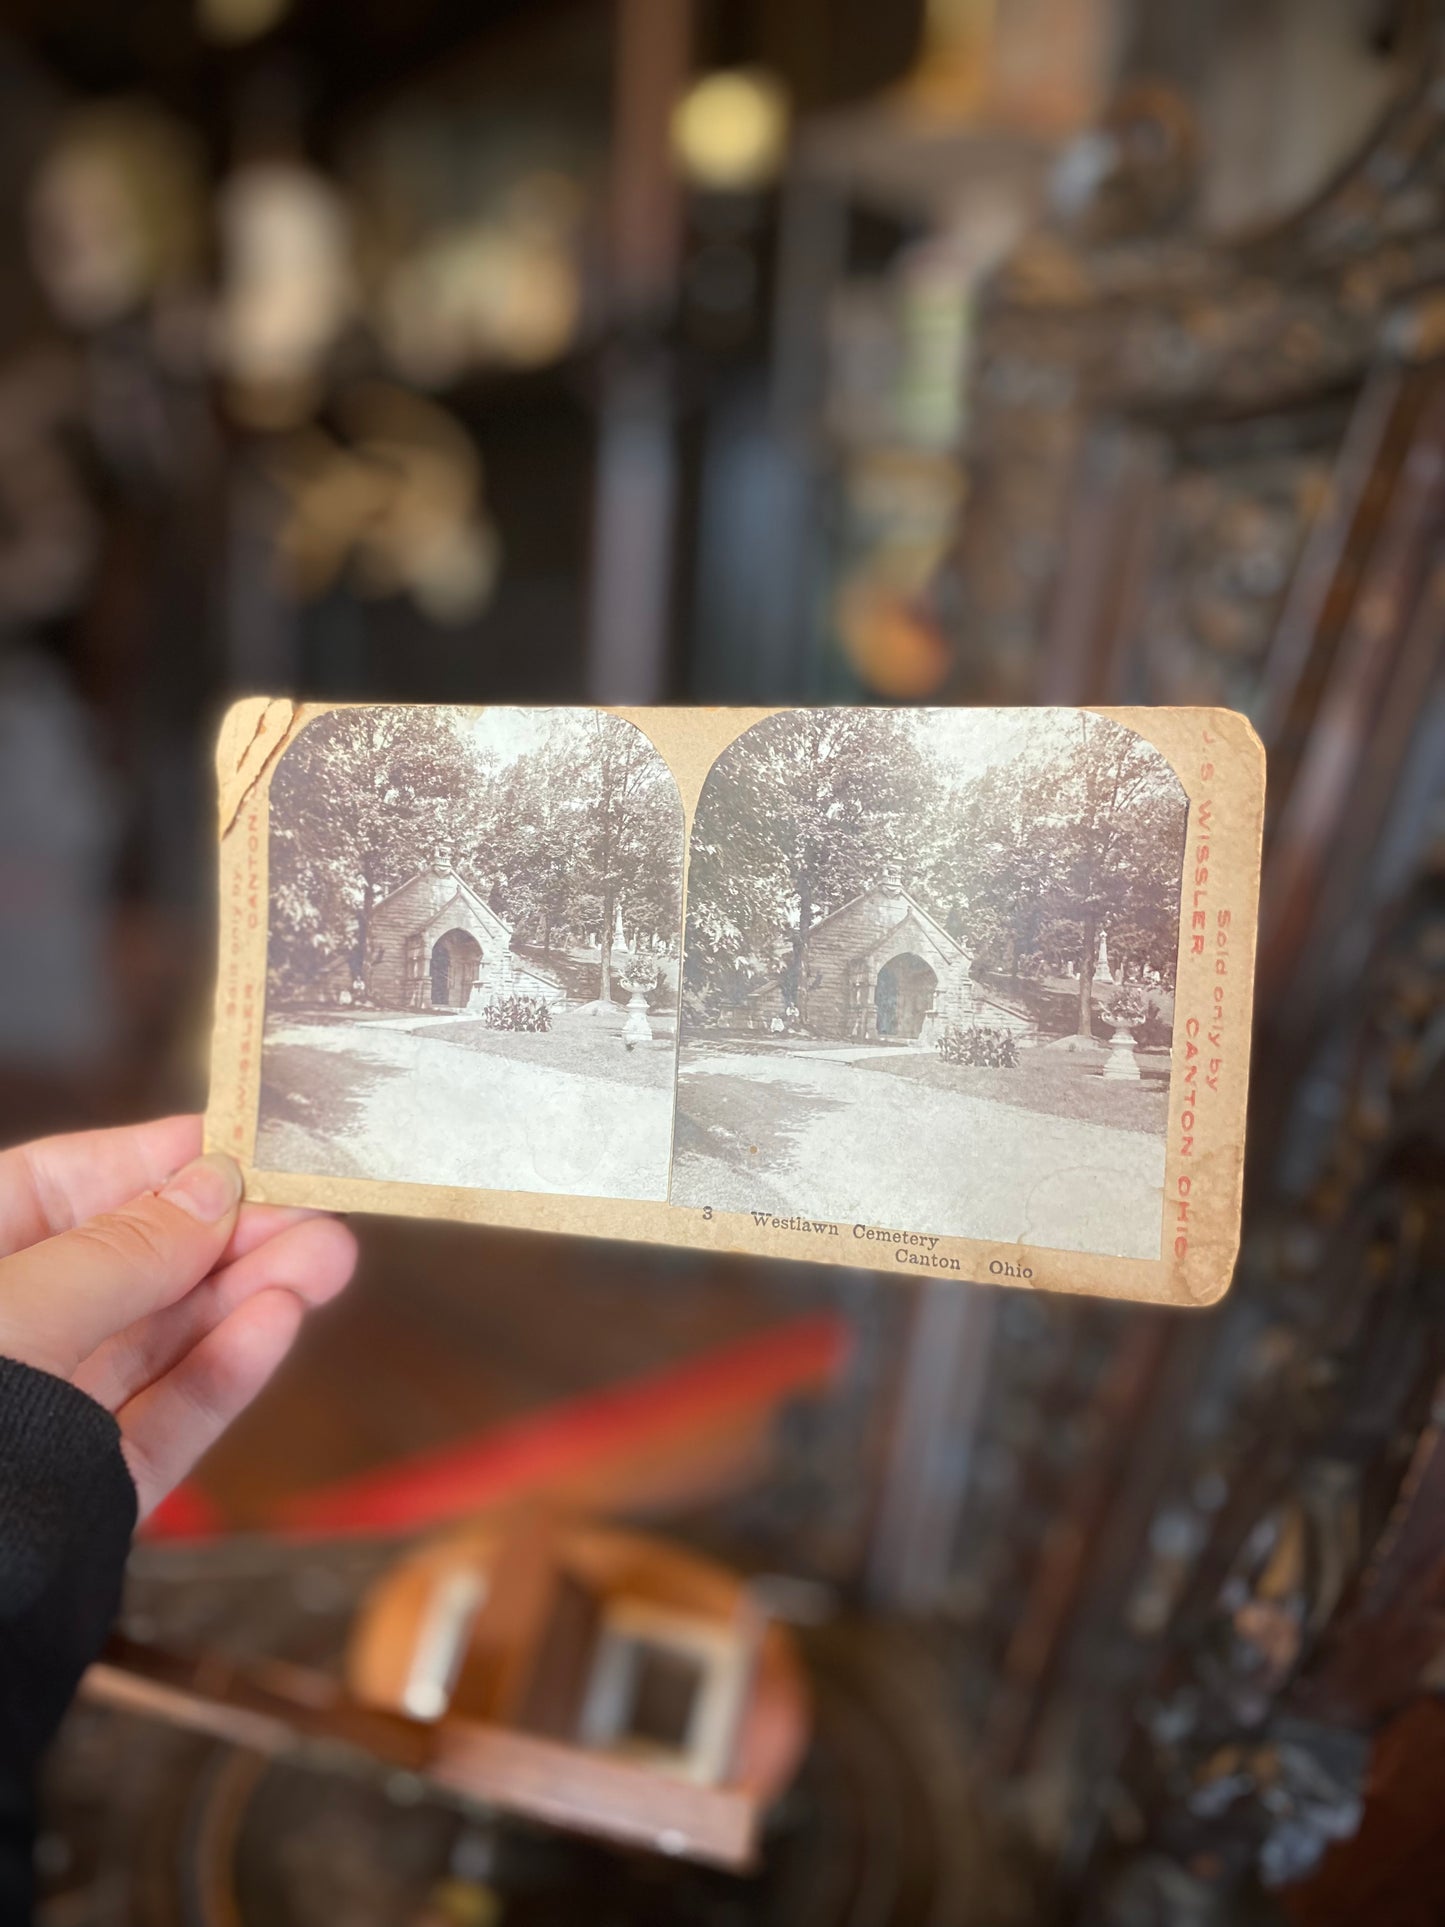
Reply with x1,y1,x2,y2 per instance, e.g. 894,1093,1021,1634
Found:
373,864,512,939
804,883,970,963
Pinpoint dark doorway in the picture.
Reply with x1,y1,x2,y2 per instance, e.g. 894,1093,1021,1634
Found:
429,929,483,1008
874,953,938,1040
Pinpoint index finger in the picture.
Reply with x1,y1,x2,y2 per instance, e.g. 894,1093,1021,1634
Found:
0,1152,244,1376
0,1117,202,1258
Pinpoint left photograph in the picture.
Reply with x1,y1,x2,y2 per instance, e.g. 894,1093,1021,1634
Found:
254,706,683,1201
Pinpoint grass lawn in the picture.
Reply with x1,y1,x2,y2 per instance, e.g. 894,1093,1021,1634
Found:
423,1010,676,1090
255,1040,411,1175
672,1070,845,1170
861,1044,1168,1135
670,1072,843,1217
257,1040,410,1137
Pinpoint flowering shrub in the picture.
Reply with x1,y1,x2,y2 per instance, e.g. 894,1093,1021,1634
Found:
482,995,552,1032
938,1023,1019,1069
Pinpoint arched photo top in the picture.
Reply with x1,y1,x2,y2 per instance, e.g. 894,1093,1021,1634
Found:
674,707,1187,1263
256,705,683,1204
266,704,684,1011
682,707,1186,1029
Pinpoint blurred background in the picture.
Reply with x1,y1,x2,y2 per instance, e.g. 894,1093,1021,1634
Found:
0,0,1442,1921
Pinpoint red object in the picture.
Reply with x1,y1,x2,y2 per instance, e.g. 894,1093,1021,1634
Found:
144,1480,225,1541
143,1314,850,1543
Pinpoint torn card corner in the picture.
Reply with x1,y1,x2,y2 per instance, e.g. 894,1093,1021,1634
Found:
216,696,300,837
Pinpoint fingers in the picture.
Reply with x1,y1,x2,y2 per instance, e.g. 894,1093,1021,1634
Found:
0,1117,350,1518
118,1287,306,1518
0,1153,243,1378
0,1112,313,1265
222,1202,327,1266
0,1116,201,1257
74,1213,358,1413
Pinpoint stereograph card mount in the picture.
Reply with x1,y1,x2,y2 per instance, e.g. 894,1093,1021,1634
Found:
206,700,1263,1307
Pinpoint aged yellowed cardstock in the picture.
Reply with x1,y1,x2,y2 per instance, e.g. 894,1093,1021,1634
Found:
205,701,1263,1306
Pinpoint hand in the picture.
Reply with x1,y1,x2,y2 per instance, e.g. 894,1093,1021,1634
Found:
0,1116,356,1517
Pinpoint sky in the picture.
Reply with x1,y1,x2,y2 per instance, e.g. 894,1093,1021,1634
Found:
454,705,576,768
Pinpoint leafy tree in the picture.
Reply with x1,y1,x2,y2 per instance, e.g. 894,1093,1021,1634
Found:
269,708,682,1008
464,713,682,980
1035,714,1187,1035
684,708,1186,1040
932,713,1186,1031
685,709,932,1027
267,706,486,1003
578,711,681,997
462,725,592,954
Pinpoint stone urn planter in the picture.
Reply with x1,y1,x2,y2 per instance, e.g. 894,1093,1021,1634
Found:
620,954,662,1048
1101,987,1147,1083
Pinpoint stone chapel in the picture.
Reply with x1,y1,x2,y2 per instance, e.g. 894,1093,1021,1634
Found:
363,851,564,1013
748,879,1033,1044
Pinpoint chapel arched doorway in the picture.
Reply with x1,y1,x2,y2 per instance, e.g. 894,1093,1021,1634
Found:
430,928,482,1008
874,953,938,1041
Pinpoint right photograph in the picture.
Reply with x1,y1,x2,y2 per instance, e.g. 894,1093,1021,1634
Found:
673,709,1189,1260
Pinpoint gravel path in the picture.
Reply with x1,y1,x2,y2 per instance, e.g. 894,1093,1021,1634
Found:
672,1047,1165,1260
256,1016,672,1201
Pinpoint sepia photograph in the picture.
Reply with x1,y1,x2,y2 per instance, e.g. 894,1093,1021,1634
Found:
255,706,683,1200
673,709,1188,1260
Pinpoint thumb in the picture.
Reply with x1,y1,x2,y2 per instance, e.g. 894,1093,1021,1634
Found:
0,1153,244,1379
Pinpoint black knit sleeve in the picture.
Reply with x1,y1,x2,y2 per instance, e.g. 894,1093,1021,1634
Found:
0,1356,137,1921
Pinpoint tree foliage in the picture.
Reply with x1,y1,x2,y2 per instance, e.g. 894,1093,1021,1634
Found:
267,706,486,1001
683,709,1187,1035
267,708,682,1006
684,709,932,1026
928,712,1188,1032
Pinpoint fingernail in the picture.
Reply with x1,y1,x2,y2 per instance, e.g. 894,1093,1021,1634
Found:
161,1153,243,1223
